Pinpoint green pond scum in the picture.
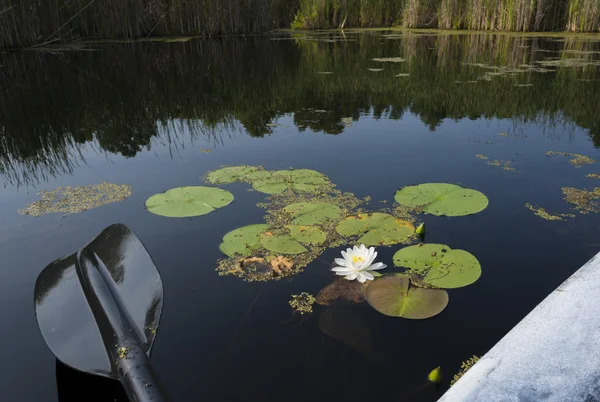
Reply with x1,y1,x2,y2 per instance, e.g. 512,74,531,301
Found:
451,356,481,386
289,292,316,315
525,203,575,221
546,151,596,167
18,182,132,216
562,187,600,214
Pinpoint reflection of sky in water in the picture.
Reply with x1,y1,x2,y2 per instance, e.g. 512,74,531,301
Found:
1,32,600,402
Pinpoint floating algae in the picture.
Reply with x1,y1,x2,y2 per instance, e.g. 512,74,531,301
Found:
18,182,132,216
476,154,489,160
289,292,316,315
341,117,353,127
451,356,481,386
562,187,600,214
587,174,600,179
372,57,405,63
217,255,295,282
525,203,574,221
547,151,596,167
486,160,515,170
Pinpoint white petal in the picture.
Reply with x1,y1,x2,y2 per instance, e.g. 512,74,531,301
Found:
361,271,374,281
356,272,367,283
332,267,355,273
367,262,387,271
341,250,348,259
334,258,350,267
345,272,358,281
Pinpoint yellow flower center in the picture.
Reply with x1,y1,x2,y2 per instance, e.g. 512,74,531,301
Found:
352,256,365,264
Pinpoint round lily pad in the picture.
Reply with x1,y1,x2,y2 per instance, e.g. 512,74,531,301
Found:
366,274,449,319
394,183,489,217
284,202,342,225
393,244,481,289
252,169,330,194
260,233,308,255
206,165,263,184
288,225,326,245
219,224,269,257
145,186,233,217
335,213,415,246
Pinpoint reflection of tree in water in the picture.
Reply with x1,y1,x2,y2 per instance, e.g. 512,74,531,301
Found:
1,33,600,186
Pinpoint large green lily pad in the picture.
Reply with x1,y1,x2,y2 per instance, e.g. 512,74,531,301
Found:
260,233,308,255
394,183,489,217
219,224,269,257
252,169,330,194
366,274,449,319
205,165,263,184
284,202,342,225
288,225,326,245
145,186,233,217
335,213,415,246
393,244,481,289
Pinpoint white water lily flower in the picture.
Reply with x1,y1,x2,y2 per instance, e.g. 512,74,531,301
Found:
331,244,387,283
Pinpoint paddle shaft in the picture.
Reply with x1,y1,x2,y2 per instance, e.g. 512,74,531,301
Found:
76,248,169,402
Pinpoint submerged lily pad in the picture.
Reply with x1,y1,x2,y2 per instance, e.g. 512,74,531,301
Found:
366,274,448,319
287,225,326,245
335,212,415,246
205,165,263,184
319,308,373,355
394,183,488,217
393,244,481,289
260,233,308,255
219,224,269,257
316,279,367,306
284,201,342,225
145,186,233,217
252,169,329,194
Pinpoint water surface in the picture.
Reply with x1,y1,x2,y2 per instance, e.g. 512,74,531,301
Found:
2,31,600,402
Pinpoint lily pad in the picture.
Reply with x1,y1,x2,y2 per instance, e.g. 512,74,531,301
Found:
366,274,449,319
145,186,233,217
393,244,481,289
205,165,263,184
260,233,307,255
252,169,329,194
394,183,488,217
287,225,326,245
316,279,367,306
219,224,269,257
335,213,415,246
284,202,342,225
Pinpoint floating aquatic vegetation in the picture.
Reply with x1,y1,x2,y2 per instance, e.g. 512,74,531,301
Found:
546,151,596,167
266,123,285,127
372,57,405,63
145,186,233,217
525,204,574,221
498,132,509,137
367,68,384,72
514,84,533,87
451,356,480,386
336,213,416,246
587,174,600,179
219,224,269,257
205,165,266,184
217,255,295,282
476,154,489,160
252,169,331,194
415,223,425,236
366,274,449,319
18,182,132,216
394,183,488,217
486,160,515,170
393,244,481,289
317,71,334,75
536,58,600,68
395,73,410,77
289,292,315,315
341,117,353,127
260,232,308,254
287,225,327,245
331,244,387,283
316,279,368,306
199,148,212,153
319,307,373,356
562,187,600,214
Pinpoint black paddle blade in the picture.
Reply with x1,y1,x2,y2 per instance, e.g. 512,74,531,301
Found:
34,224,163,379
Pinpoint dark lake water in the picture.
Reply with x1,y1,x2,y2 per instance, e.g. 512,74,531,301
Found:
2,30,600,402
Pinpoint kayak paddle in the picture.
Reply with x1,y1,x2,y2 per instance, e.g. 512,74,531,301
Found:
34,224,169,402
